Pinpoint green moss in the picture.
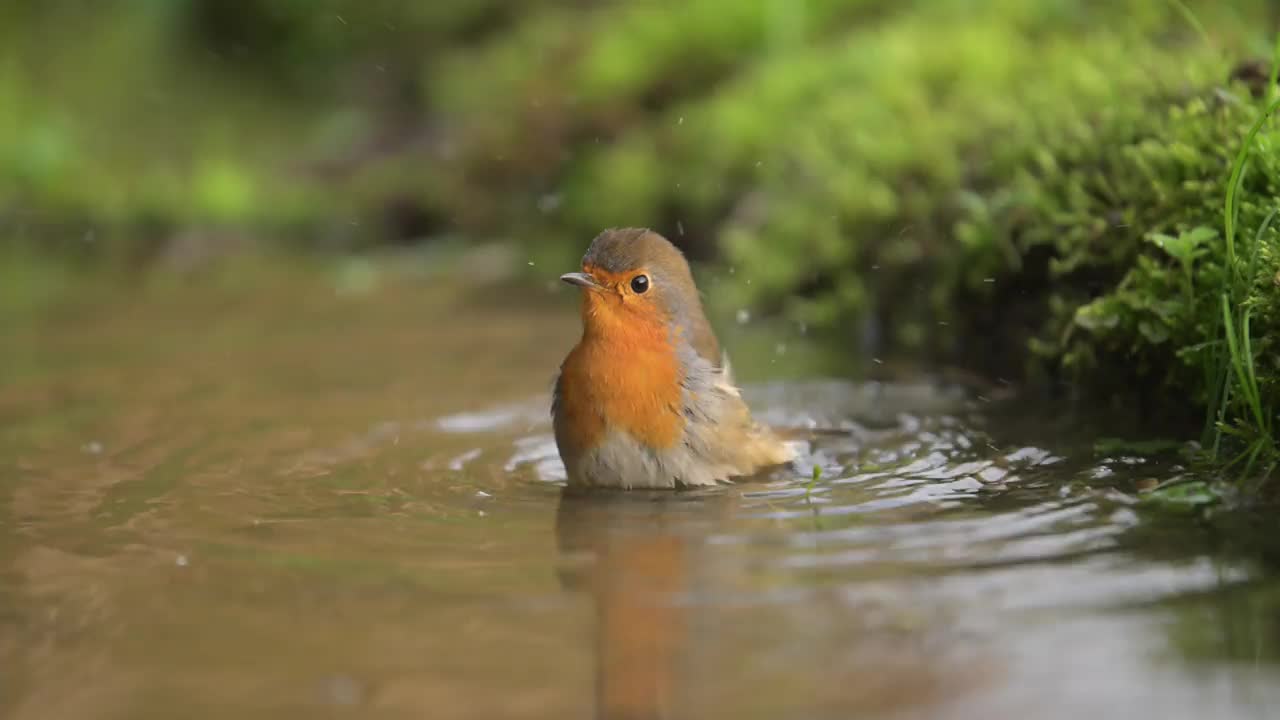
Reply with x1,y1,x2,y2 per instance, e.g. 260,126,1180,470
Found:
422,0,893,234
960,87,1279,477
538,1,1238,327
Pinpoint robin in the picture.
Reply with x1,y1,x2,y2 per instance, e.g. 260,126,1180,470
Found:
552,228,796,489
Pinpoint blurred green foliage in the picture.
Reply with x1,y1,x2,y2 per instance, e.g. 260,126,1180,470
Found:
1,0,1278,478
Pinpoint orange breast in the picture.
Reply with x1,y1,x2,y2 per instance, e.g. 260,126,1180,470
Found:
558,304,685,454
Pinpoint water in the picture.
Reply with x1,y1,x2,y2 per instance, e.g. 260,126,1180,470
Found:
3,260,1279,720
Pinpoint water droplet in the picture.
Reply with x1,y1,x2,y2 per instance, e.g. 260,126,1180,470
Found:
677,116,684,125
475,490,492,498
677,220,684,236
175,555,189,567
82,441,103,455
774,343,787,356
323,675,363,706
537,193,562,213
736,309,751,324
983,277,996,283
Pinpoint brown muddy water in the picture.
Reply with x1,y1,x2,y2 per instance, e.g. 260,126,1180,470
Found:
2,254,1279,720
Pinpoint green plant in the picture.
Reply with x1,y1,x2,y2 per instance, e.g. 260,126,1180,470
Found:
804,464,822,499
1202,34,1280,485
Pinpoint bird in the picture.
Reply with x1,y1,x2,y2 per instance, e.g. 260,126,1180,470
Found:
551,227,796,489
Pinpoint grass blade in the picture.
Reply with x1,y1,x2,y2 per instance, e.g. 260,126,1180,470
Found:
1223,95,1280,274
1270,31,1280,102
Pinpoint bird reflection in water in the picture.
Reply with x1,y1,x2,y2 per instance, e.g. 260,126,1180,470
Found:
555,487,733,720
551,479,1003,720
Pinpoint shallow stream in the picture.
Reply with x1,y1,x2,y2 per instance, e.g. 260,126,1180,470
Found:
3,259,1277,719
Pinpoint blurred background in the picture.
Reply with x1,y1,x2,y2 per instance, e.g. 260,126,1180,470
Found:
5,4,1280,719
3,1,1278,381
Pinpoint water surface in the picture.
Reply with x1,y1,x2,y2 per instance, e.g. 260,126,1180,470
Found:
3,258,1278,719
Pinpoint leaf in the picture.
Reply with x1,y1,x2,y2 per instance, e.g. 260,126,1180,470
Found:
1147,226,1216,263
1138,319,1170,344
1139,480,1221,509
1074,298,1123,332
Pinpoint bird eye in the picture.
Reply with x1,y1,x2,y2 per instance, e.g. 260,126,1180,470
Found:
630,274,650,294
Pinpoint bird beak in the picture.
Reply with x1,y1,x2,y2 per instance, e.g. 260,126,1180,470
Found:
560,272,602,292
